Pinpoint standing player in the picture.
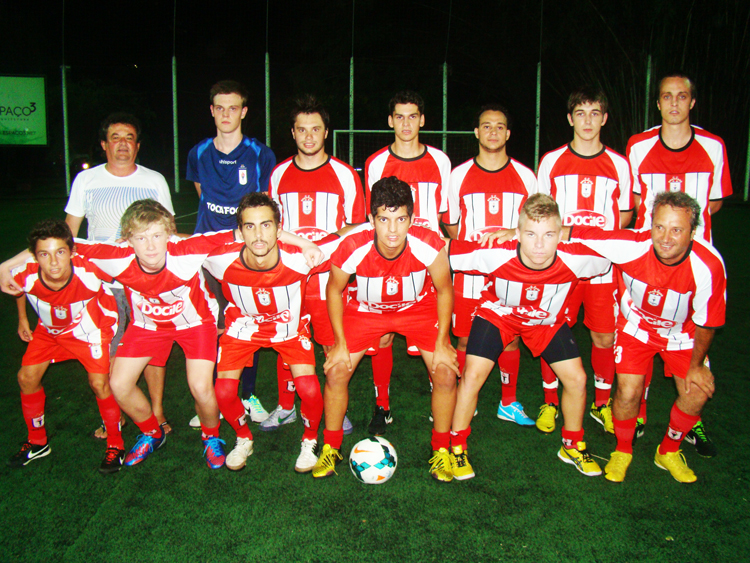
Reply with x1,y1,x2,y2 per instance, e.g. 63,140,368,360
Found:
449,194,611,480
536,87,632,435
8,220,123,474
187,80,277,425
626,73,732,454
266,95,365,432
443,103,538,427
313,177,459,482
569,192,726,483
362,90,452,435
203,193,337,473
63,112,174,438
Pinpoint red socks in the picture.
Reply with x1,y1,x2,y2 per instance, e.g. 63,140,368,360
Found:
323,428,344,450
431,429,450,451
498,348,520,406
21,389,47,445
201,424,220,440
592,345,615,407
215,378,252,439
541,359,559,405
450,427,472,450
293,374,323,441
135,413,161,437
96,394,124,450
276,355,296,410
372,345,393,410
613,416,637,454
659,403,699,454
561,427,584,449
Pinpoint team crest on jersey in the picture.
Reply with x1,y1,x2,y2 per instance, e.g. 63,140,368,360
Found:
386,276,399,296
32,414,45,428
487,195,500,215
301,195,314,215
300,336,312,350
668,176,682,192
580,177,593,198
148,297,160,304
239,165,248,186
647,289,663,307
525,285,540,301
90,345,103,360
54,306,68,320
256,288,271,307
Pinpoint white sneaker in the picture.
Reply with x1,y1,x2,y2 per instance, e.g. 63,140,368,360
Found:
343,414,354,435
242,395,270,423
226,437,254,471
294,439,318,473
259,405,297,432
189,412,223,429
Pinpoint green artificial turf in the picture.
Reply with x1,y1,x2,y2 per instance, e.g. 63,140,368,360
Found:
0,195,748,562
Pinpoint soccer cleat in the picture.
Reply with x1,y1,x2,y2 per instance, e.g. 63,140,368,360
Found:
242,395,269,423
259,405,297,432
558,441,602,476
225,437,254,471
99,447,125,475
368,406,393,436
536,403,559,433
343,414,354,436
312,444,343,478
684,421,717,458
295,439,318,473
604,451,633,483
124,431,166,466
654,448,697,483
590,399,615,434
202,436,226,469
189,412,223,429
450,445,475,480
634,418,646,441
497,401,535,426
8,442,51,468
428,448,454,482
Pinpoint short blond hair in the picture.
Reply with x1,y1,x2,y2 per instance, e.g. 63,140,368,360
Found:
120,199,176,240
519,193,561,229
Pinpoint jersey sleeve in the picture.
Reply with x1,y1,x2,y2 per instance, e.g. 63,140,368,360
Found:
258,145,277,192
73,239,133,278
448,239,513,275
625,136,641,197
437,152,452,214
712,140,732,200
612,151,633,211
536,154,552,195
64,172,87,217
186,145,200,184
154,173,175,215
346,171,366,224
569,226,651,264
446,166,464,226
690,245,727,328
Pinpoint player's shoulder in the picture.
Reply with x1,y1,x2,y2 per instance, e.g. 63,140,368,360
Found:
508,157,536,177
602,146,628,164
539,144,569,166
451,158,475,176
407,224,445,246
328,155,359,176
627,127,660,148
691,126,725,143
365,146,390,167
189,138,214,159
271,156,296,176
133,164,167,182
424,144,451,163
690,238,725,268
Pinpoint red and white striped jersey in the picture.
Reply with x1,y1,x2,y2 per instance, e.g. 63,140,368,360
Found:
75,231,235,331
569,226,726,349
449,239,611,328
12,255,118,342
626,126,732,243
203,239,340,343
269,155,366,241
447,157,538,301
331,224,445,314
364,145,451,233
538,144,632,231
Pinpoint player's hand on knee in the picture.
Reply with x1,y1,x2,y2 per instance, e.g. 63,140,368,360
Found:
432,341,460,376
685,365,714,399
323,343,352,374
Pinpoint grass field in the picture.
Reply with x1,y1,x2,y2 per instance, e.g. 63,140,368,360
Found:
0,193,748,562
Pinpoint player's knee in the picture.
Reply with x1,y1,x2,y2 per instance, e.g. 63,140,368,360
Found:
87,374,110,398
591,331,614,349
431,368,457,391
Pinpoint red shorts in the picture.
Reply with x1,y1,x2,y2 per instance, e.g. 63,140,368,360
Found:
452,272,486,337
116,322,218,366
217,333,315,371
614,331,691,378
565,280,617,333
304,295,335,347
22,325,111,374
344,298,439,354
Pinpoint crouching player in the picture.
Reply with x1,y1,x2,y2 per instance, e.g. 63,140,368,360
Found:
202,193,337,473
314,176,460,482
568,191,726,483
6,220,123,473
449,194,611,479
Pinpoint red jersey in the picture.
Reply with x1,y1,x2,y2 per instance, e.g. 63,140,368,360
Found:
203,239,340,344
569,226,726,350
12,255,118,342
76,231,235,331
331,224,445,314
626,126,732,243
449,239,610,354
364,145,451,233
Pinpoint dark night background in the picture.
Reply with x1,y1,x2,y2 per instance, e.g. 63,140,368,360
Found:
1,0,748,199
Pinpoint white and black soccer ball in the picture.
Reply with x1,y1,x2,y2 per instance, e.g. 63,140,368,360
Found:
349,437,398,484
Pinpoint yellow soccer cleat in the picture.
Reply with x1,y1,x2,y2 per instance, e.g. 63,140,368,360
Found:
428,448,454,482
654,447,697,483
604,451,633,482
590,399,615,434
450,445,476,481
558,441,602,476
312,444,343,479
536,403,558,433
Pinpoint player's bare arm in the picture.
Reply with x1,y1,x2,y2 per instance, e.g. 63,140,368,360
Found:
277,230,323,268
193,181,202,198
65,214,84,237
16,295,33,342
442,223,458,240
708,200,723,215
685,326,716,398
0,249,33,294
619,209,634,228
427,248,459,376
323,264,353,373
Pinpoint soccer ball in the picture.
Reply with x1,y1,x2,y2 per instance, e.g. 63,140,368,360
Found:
349,437,398,484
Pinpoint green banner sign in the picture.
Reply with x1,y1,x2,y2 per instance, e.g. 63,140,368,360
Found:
0,76,47,146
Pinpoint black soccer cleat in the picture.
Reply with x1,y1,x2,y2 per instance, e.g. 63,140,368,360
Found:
99,447,125,474
367,406,393,436
8,441,51,468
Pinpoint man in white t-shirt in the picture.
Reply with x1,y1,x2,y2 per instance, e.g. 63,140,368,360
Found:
63,113,175,438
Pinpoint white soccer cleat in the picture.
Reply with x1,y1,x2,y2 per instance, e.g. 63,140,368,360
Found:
294,439,318,473
242,395,270,423
225,437,254,471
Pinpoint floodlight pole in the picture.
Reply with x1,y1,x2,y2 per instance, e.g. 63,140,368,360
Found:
644,54,652,130
442,62,448,154
61,65,71,195
744,114,750,201
534,62,541,174
172,56,180,193
349,56,354,166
